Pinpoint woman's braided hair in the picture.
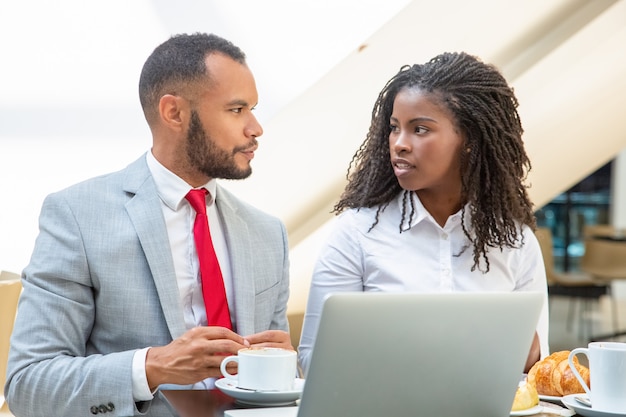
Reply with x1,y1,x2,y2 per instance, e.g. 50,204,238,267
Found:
334,52,536,272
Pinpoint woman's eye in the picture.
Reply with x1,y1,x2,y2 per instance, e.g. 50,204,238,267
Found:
389,124,399,132
415,126,428,134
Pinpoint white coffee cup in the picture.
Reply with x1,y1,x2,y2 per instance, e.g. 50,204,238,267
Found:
568,342,626,413
220,347,297,392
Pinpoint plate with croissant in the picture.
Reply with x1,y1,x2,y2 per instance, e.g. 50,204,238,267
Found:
509,350,589,416
527,350,590,402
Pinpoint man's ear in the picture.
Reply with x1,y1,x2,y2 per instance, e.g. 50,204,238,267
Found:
158,94,188,132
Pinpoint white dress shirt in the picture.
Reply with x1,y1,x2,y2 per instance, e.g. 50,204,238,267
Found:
298,191,550,375
131,151,236,400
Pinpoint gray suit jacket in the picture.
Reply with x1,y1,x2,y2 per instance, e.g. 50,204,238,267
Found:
5,155,290,416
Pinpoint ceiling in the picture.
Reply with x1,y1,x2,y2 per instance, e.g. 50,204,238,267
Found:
1,0,625,312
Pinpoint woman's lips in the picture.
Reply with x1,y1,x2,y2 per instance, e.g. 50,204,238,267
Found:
392,158,414,176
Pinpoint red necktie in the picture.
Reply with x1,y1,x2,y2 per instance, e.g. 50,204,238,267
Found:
185,188,232,329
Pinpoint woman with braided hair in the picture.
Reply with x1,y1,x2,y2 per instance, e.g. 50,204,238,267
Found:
298,52,548,375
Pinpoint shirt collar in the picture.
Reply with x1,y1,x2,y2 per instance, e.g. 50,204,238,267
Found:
398,191,468,230
146,151,218,211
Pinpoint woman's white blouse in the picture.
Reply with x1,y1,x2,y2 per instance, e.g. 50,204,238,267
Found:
297,192,549,375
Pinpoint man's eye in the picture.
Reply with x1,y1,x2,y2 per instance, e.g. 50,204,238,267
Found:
231,108,243,113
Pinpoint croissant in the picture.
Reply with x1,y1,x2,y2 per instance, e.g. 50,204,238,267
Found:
512,380,539,411
527,350,590,396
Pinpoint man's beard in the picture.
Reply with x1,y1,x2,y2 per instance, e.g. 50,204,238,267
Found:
186,110,255,180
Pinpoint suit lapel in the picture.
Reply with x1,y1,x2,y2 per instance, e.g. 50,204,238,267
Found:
216,186,256,336
123,156,186,340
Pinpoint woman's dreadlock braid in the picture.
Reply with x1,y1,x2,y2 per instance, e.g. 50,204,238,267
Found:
334,65,423,229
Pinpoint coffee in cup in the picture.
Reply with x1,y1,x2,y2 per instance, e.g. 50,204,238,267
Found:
568,342,626,413
220,347,297,392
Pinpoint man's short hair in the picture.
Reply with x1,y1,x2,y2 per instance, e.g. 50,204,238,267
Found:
139,33,246,123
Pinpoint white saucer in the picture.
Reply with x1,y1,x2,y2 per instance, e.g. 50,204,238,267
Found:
562,394,626,417
215,378,304,407
510,405,543,416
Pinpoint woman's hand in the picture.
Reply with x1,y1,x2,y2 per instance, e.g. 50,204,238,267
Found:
524,332,541,373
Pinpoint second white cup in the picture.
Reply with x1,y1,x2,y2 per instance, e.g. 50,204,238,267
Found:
220,347,297,392
568,342,626,413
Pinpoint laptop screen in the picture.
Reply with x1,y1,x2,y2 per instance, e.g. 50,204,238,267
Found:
297,291,543,417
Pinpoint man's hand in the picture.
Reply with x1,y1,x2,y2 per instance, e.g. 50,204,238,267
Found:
145,326,249,390
244,330,294,351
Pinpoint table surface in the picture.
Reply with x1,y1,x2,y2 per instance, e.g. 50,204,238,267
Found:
161,389,237,417
160,389,580,417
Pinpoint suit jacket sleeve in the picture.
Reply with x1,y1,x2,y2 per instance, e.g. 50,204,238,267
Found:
5,159,179,417
6,192,153,416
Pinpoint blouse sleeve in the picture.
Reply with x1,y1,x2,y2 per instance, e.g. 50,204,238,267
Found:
516,226,551,358
297,212,365,375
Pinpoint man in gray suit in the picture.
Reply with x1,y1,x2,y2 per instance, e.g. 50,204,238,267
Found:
5,33,292,416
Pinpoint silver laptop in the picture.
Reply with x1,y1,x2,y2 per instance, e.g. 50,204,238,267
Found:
225,291,543,417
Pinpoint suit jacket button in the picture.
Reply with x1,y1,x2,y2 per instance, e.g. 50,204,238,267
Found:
90,405,99,414
107,403,115,412
98,404,108,413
